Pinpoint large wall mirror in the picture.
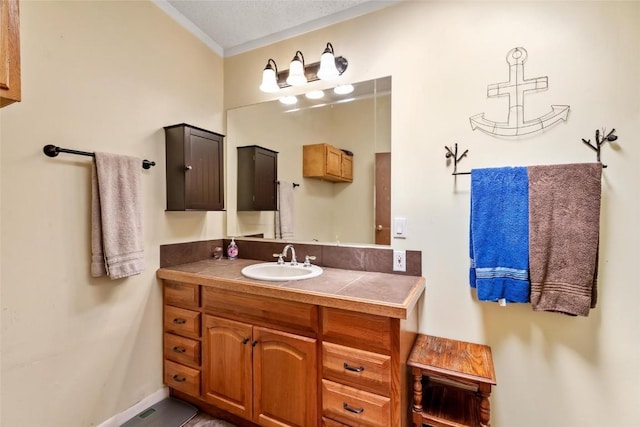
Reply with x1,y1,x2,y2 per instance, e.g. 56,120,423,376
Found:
226,76,391,246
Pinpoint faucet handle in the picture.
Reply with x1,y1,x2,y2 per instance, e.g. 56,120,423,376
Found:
272,253,284,264
303,255,317,267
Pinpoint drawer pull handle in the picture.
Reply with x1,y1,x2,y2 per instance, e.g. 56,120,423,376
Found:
242,338,250,345
172,318,186,325
343,362,365,373
343,402,364,414
172,346,186,353
172,375,187,383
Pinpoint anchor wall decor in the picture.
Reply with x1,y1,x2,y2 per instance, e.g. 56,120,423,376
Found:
469,47,570,137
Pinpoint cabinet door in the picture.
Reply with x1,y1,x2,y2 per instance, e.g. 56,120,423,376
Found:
185,128,224,210
253,148,278,210
341,155,353,182
0,0,20,108
253,327,318,427
202,315,253,420
325,145,343,179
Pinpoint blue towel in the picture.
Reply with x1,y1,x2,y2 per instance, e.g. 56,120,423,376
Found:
469,167,530,303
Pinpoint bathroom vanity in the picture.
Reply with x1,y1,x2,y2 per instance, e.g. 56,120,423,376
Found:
157,258,425,427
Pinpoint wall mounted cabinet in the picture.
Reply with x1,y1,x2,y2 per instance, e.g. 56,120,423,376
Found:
164,124,224,211
0,0,21,108
237,145,278,211
303,143,353,183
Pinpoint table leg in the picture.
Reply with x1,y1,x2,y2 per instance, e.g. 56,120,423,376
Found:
412,371,423,413
478,387,491,427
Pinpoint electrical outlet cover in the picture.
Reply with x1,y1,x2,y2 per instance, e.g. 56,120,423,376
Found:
393,250,406,272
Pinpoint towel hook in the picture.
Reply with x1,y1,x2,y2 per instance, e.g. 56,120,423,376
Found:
581,128,617,168
445,143,471,175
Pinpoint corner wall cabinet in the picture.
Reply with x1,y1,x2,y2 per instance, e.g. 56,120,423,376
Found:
0,0,21,108
161,278,417,427
164,124,224,211
237,145,278,211
303,143,353,183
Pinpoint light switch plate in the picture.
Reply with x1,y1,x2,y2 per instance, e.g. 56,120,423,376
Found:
393,217,407,239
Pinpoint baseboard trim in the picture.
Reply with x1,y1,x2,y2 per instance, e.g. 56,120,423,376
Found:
97,387,169,427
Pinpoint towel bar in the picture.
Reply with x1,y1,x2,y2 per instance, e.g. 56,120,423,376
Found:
43,144,156,169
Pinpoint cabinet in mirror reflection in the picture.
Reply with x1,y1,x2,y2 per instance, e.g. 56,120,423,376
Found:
227,76,391,246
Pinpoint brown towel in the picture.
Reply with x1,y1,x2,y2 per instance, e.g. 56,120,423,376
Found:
528,163,602,316
91,152,145,279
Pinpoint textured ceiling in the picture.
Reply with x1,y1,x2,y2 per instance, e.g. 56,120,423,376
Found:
160,0,397,56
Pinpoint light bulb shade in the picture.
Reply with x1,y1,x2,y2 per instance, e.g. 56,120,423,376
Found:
260,66,279,93
334,84,354,95
286,59,307,86
279,96,298,105
317,51,340,81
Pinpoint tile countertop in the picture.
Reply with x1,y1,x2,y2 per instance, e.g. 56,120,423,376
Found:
157,258,426,319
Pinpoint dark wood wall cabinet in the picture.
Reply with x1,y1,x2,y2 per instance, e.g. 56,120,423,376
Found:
164,124,225,211
237,145,278,211
0,0,21,108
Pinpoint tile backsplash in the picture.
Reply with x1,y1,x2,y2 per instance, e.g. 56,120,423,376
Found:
161,239,421,276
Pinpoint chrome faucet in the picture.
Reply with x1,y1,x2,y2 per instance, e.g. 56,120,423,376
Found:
281,244,297,265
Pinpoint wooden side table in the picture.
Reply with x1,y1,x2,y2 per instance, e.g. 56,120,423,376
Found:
407,335,497,427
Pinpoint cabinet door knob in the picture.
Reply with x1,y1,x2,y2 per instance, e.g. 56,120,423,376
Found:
185,165,192,171
251,340,259,347
376,224,383,231
242,338,250,345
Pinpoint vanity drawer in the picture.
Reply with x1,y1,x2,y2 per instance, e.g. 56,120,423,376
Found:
164,360,200,396
321,307,392,354
323,342,391,396
164,333,201,367
164,306,201,339
164,281,200,309
322,379,391,427
202,286,318,337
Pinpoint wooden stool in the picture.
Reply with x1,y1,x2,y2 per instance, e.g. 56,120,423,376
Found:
407,334,496,427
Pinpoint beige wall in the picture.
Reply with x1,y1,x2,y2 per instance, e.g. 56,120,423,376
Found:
225,2,640,426
1,1,638,427
0,1,225,426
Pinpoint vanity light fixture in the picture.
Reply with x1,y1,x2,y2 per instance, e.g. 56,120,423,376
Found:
317,43,340,81
286,51,308,86
305,90,324,100
259,59,280,93
259,42,349,93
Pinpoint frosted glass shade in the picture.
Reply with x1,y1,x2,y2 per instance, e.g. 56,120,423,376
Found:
317,51,339,81
259,67,279,93
286,59,307,86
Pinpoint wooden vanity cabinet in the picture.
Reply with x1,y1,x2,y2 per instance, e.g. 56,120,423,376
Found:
164,124,225,211
161,279,416,427
0,0,21,108
303,143,353,183
237,145,278,211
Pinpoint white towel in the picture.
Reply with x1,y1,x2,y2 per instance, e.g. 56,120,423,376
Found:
91,152,145,279
275,181,295,239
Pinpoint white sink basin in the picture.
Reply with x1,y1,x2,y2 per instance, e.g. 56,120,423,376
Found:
241,262,323,281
